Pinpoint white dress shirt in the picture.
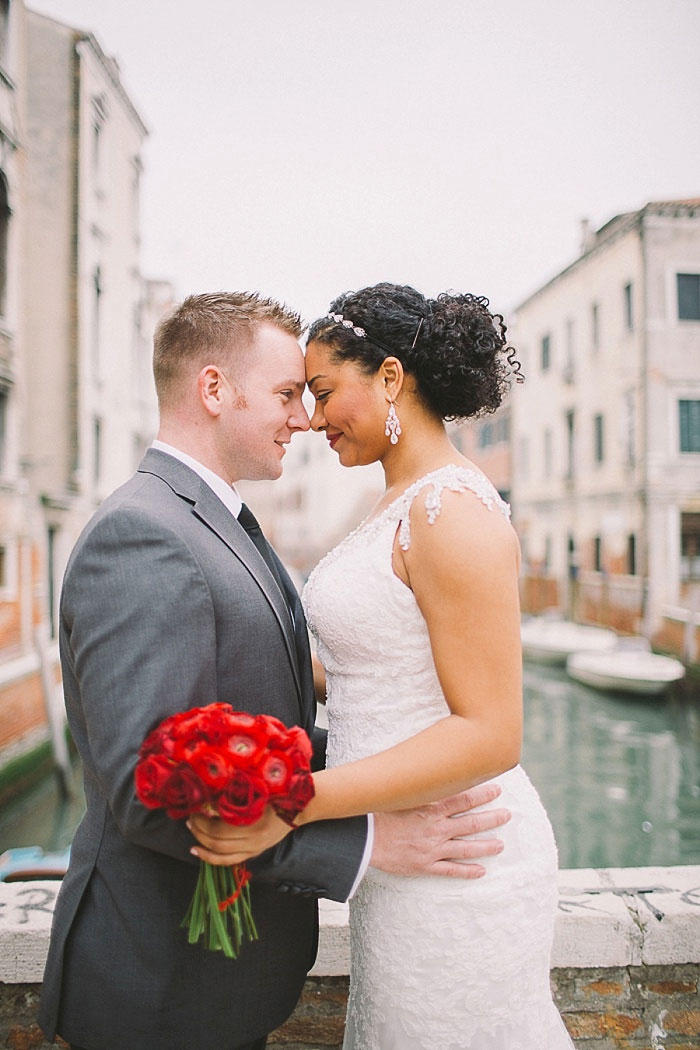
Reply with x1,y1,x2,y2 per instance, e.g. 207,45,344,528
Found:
150,440,373,897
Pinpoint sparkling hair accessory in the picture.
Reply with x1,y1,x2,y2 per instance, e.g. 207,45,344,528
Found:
326,312,425,357
327,313,366,338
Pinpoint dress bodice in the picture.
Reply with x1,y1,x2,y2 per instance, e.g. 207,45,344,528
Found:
302,464,511,766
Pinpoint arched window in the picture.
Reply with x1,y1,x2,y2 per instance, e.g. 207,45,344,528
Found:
0,1,9,69
0,172,10,317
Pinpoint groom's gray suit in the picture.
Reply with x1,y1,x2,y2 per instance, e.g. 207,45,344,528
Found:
39,448,368,1050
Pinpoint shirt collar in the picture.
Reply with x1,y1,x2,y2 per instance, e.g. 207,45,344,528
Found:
152,440,243,518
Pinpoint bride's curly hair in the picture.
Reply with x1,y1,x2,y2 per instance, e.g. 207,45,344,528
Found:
307,283,523,422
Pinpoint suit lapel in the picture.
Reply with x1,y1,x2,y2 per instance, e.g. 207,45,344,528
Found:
138,449,304,712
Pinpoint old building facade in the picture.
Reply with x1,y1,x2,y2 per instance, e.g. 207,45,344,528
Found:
1,8,162,787
511,199,700,651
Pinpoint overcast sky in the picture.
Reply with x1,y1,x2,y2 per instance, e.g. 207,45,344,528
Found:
29,0,700,324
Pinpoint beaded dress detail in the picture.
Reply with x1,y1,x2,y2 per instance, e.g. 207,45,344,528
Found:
302,465,574,1050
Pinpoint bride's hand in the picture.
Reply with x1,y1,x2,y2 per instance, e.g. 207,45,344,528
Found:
187,807,291,866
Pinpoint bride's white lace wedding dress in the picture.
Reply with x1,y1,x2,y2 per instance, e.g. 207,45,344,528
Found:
302,464,574,1050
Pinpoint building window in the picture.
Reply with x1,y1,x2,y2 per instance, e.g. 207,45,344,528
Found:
92,120,102,172
593,535,602,572
91,94,108,181
679,400,700,453
93,416,102,484
592,302,600,351
623,282,633,331
543,427,552,478
541,334,551,371
131,155,142,229
677,273,700,321
544,535,552,573
0,543,5,589
0,172,10,317
478,421,494,448
564,319,575,381
0,1,9,67
0,383,7,472
593,413,604,464
627,533,637,576
681,513,700,581
92,266,103,378
565,409,575,480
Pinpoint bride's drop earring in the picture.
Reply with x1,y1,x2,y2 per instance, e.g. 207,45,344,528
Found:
385,401,401,445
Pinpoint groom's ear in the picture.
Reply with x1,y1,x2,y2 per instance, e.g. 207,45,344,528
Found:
198,365,226,417
379,356,404,402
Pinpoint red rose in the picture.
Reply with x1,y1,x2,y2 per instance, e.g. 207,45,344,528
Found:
226,711,258,729
195,705,242,744
283,725,313,767
190,745,239,792
225,730,265,767
161,764,210,819
172,733,205,762
217,770,269,825
257,714,290,749
259,750,294,796
139,722,177,760
272,771,315,824
134,754,174,807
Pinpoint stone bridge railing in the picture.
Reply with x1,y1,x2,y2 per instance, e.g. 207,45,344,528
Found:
1,865,699,1049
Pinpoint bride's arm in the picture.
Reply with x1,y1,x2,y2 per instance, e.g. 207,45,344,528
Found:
189,490,522,862
296,489,522,823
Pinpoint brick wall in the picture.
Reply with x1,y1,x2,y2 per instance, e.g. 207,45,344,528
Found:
2,968,698,1050
0,674,47,751
2,867,699,1050
520,573,560,613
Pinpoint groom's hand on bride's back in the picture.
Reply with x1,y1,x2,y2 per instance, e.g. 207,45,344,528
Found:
370,782,510,879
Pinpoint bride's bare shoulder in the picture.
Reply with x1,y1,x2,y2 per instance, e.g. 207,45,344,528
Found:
403,470,519,573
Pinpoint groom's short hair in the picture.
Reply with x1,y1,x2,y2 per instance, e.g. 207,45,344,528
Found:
153,291,303,406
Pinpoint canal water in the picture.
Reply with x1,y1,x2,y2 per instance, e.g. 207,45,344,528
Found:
1,665,699,869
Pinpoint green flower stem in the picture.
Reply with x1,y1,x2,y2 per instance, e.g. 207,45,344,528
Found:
204,862,236,958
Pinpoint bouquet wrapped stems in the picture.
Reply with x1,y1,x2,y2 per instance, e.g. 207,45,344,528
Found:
182,861,258,958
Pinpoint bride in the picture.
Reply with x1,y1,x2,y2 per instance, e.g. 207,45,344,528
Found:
193,283,574,1049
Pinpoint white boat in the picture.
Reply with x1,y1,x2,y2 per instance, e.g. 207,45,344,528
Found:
520,619,618,667
566,649,685,696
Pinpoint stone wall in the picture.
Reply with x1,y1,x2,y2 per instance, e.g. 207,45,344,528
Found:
2,866,699,1050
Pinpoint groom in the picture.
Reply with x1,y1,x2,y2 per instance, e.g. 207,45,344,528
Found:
39,292,509,1050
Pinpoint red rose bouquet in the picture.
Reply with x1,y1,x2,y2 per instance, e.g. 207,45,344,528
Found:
134,702,315,958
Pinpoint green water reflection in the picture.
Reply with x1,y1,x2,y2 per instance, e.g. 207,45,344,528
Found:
521,665,700,869
1,666,699,869
0,758,85,854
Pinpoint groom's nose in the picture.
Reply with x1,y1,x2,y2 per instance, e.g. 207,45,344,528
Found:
289,400,311,432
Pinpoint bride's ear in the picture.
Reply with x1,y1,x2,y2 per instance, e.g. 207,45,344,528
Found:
379,357,404,402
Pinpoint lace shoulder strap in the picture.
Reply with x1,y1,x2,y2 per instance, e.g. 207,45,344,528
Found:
395,464,511,551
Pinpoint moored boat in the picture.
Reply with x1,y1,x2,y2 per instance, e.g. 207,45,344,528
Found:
566,649,685,696
0,845,70,882
520,618,618,667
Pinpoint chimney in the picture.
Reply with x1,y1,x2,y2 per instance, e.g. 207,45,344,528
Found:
579,218,595,255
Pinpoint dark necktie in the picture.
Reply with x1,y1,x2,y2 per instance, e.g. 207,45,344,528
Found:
237,503,292,621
